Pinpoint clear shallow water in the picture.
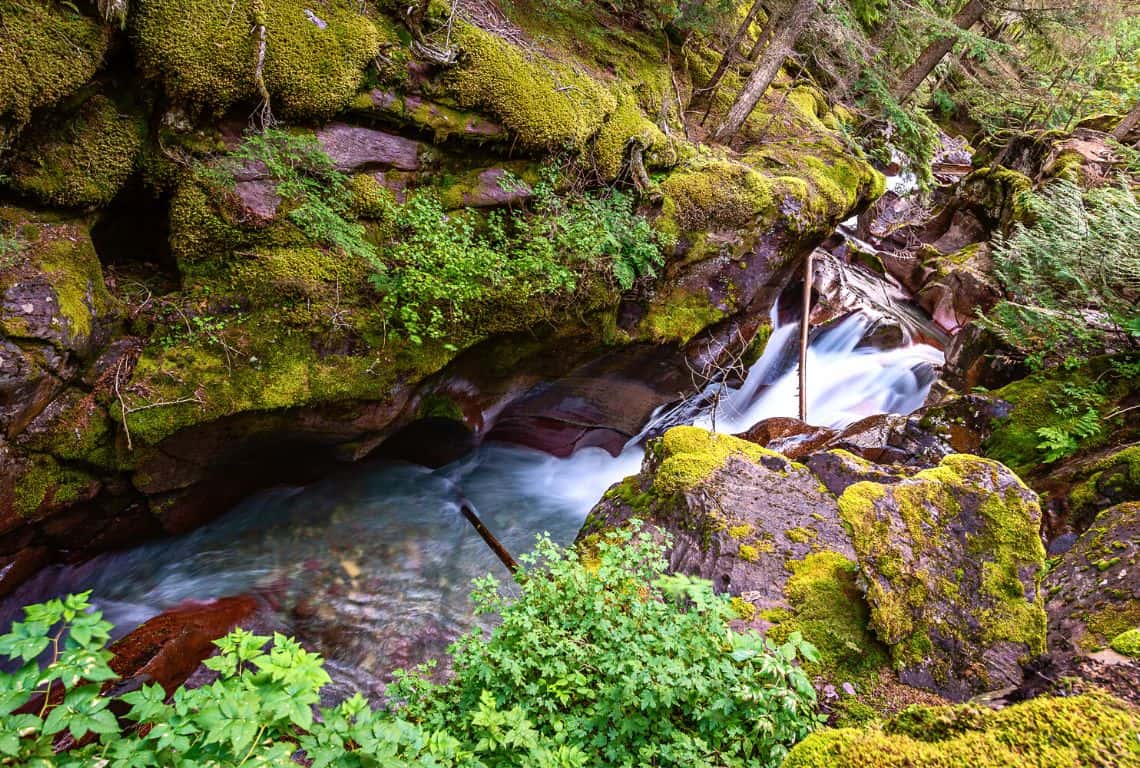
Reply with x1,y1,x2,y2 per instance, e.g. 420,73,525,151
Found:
1,312,942,693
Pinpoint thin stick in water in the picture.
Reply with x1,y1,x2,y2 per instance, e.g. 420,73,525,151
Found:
460,503,519,573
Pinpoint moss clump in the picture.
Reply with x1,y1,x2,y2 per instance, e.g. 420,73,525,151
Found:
738,545,760,563
446,21,615,151
783,693,1140,768
652,426,782,496
8,93,147,208
640,289,726,344
659,158,774,233
13,454,96,517
767,551,890,684
786,526,817,544
229,245,366,301
983,367,1107,475
0,0,110,126
132,0,381,119
1069,445,1140,519
591,91,670,181
1109,628,1140,657
730,596,757,621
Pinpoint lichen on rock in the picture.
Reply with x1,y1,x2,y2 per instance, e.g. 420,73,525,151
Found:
838,454,1047,699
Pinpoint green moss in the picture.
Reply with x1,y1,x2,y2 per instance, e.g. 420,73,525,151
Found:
730,596,757,621
591,91,670,181
446,21,615,152
1086,602,1140,649
0,208,113,347
13,454,95,517
416,394,465,423
8,93,147,208
738,544,760,563
1069,446,1140,517
983,368,1105,474
728,524,753,539
132,0,380,119
640,289,726,344
0,0,110,127
652,426,782,496
767,551,890,684
1109,628,1140,657
784,693,1140,768
658,158,774,233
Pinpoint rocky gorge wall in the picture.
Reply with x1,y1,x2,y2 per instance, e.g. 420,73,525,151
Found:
0,0,885,592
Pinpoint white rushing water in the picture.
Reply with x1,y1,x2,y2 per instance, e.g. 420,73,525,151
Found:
0,307,943,693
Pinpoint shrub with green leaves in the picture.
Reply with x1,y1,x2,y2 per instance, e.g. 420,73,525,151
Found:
372,177,667,345
389,525,820,768
979,178,1140,365
0,525,819,767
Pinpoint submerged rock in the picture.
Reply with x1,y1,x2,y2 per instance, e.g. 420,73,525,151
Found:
838,455,1047,700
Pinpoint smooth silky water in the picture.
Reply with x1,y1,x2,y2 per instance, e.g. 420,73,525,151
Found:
0,310,943,697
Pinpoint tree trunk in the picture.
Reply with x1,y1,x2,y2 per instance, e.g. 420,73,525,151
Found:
696,0,767,106
748,2,783,61
891,0,987,101
712,0,816,143
1113,101,1140,142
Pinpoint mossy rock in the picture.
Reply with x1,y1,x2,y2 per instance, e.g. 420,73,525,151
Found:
131,0,383,119
582,426,857,624
839,454,1047,700
658,158,775,235
7,452,101,521
783,693,1140,768
445,21,616,152
0,208,115,355
1044,501,1139,653
638,288,726,345
6,93,148,209
766,550,891,687
0,0,111,127
1068,445,1140,525
591,91,671,181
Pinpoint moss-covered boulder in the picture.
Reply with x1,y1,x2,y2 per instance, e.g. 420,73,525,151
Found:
0,208,115,357
1045,501,1139,653
838,455,1048,699
783,693,1140,768
131,0,385,119
582,426,855,612
6,92,148,208
445,21,616,153
0,0,111,128
581,426,902,708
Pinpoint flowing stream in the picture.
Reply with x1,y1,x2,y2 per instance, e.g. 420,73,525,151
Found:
0,307,942,696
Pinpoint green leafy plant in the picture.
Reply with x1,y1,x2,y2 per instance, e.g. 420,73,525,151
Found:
390,523,820,768
211,129,376,265
371,171,667,345
979,179,1140,365
1034,382,1106,462
0,526,819,766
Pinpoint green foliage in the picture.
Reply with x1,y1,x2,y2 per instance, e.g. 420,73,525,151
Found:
0,529,819,766
221,129,375,265
371,171,667,345
389,523,821,768
980,179,1140,364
